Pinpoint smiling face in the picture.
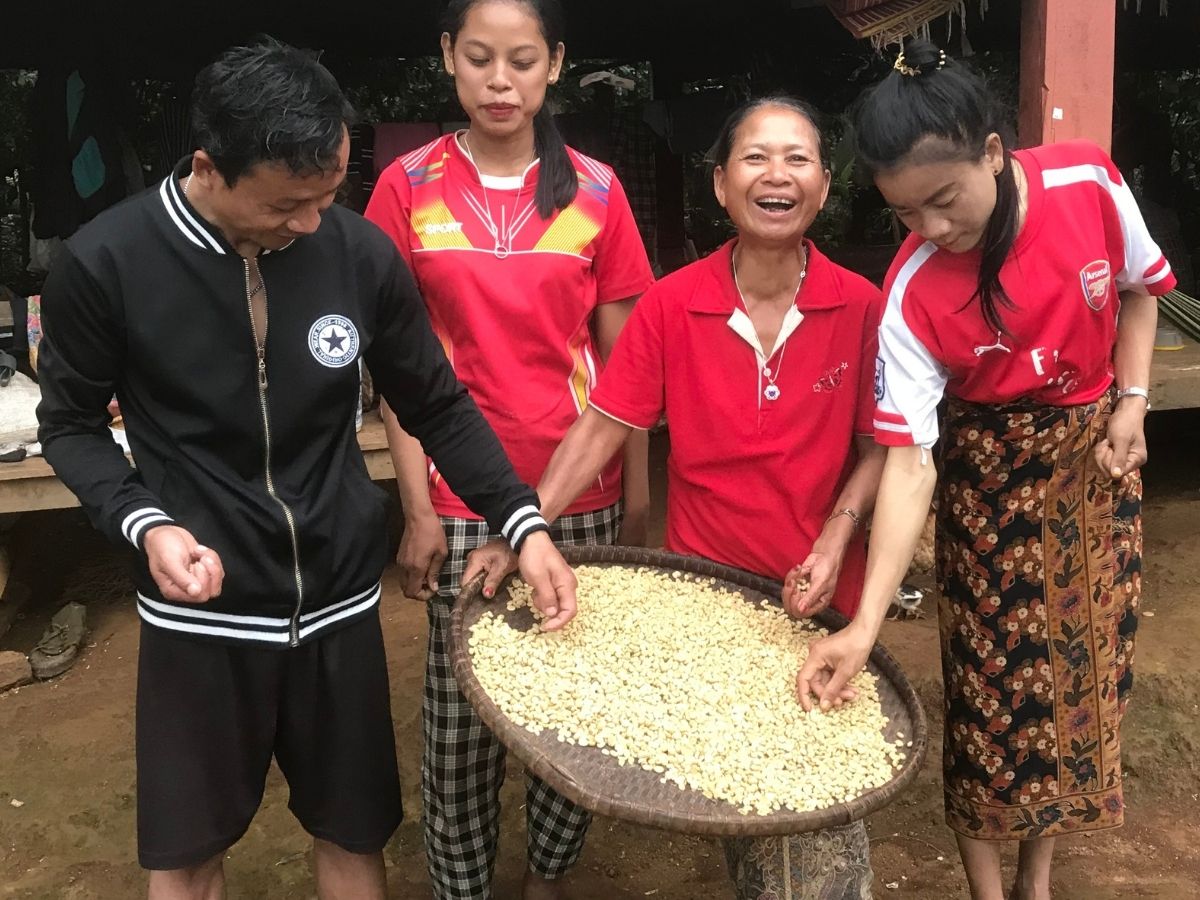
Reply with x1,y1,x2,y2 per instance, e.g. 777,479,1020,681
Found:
193,129,349,253
442,0,563,140
713,105,831,247
873,133,1006,253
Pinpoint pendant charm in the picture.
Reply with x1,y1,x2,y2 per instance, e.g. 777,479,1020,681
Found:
494,244,510,259
764,384,781,401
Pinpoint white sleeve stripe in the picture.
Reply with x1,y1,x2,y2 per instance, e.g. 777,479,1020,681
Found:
876,241,948,449
501,504,541,539
1143,263,1173,286
873,420,911,434
1043,160,1169,293
576,152,614,188
121,507,169,543
400,137,443,171
1041,163,1111,191
129,515,173,547
886,242,939,309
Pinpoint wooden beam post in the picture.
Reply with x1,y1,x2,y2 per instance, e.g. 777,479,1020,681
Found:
1018,0,1117,150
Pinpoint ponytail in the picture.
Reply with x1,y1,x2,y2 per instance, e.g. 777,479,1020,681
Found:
533,105,577,218
975,152,1019,334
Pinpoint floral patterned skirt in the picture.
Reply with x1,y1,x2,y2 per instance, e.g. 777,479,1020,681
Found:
937,392,1140,840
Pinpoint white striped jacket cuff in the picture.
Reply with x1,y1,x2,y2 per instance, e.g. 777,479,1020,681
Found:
121,506,175,549
500,504,550,553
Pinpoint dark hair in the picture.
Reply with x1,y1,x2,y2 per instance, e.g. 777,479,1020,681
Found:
711,94,828,171
442,0,576,218
853,38,1018,334
191,37,355,187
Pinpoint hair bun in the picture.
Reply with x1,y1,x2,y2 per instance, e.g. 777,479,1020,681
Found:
896,37,947,75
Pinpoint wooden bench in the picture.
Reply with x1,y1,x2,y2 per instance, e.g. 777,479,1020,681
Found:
0,411,396,515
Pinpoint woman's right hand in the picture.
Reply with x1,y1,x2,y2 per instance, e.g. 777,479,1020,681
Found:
795,623,875,711
398,509,448,600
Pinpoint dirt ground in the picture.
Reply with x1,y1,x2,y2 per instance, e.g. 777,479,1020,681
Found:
0,411,1197,899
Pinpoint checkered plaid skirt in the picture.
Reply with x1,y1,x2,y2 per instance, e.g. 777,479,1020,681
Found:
422,503,622,899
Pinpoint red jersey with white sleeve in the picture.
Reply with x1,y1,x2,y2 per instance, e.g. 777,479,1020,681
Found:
365,134,654,518
587,240,883,617
874,140,1176,448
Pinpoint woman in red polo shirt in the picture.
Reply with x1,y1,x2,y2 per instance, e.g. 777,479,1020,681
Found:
797,40,1169,900
364,2,653,898
471,94,887,899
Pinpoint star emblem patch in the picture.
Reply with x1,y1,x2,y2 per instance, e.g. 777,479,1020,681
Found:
308,314,360,368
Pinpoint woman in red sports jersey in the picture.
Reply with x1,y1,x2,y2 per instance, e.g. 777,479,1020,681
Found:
469,94,887,900
798,39,1172,900
364,2,653,898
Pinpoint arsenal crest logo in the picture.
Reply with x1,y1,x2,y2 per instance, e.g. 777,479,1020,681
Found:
1079,259,1112,311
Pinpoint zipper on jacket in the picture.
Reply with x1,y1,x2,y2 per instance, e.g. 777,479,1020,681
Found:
244,259,306,646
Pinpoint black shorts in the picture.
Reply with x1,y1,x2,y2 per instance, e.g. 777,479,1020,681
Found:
135,612,402,870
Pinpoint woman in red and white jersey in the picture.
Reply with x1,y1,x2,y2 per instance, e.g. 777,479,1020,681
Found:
798,39,1173,900
364,2,653,898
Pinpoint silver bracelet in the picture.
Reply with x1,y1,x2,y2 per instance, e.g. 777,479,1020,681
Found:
827,507,861,531
1116,386,1152,411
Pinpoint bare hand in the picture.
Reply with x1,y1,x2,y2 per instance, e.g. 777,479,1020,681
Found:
517,531,578,631
463,538,519,600
783,548,842,619
795,625,873,712
1094,401,1148,480
143,525,225,603
617,504,649,547
398,509,448,600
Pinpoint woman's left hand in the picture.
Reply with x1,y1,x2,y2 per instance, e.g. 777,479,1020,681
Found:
463,538,519,600
783,548,843,619
1095,400,1148,480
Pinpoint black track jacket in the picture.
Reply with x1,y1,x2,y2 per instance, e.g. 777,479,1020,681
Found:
37,158,547,646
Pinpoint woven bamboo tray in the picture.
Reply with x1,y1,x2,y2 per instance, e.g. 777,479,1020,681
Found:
449,546,928,836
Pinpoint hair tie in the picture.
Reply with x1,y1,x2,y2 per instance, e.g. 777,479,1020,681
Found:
893,49,948,77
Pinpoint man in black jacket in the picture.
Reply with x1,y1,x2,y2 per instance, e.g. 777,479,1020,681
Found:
36,39,577,900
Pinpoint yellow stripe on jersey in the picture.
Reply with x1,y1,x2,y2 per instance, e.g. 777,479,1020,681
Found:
411,198,472,250
566,339,591,415
533,204,601,256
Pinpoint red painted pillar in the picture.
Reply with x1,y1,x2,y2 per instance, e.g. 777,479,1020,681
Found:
1018,0,1117,151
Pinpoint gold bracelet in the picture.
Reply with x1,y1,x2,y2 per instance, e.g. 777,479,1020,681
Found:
827,507,861,531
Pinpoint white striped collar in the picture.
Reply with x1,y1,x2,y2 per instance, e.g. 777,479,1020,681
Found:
159,156,297,257
160,157,229,255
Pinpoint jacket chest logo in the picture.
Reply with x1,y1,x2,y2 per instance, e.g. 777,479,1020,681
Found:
308,314,360,368
1079,259,1112,311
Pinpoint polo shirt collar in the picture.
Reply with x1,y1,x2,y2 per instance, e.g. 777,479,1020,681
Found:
686,238,849,315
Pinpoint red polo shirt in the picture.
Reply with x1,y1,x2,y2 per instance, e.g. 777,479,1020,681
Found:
588,240,883,616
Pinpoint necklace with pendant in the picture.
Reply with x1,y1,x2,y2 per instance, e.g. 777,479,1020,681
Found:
461,133,538,259
732,247,807,402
